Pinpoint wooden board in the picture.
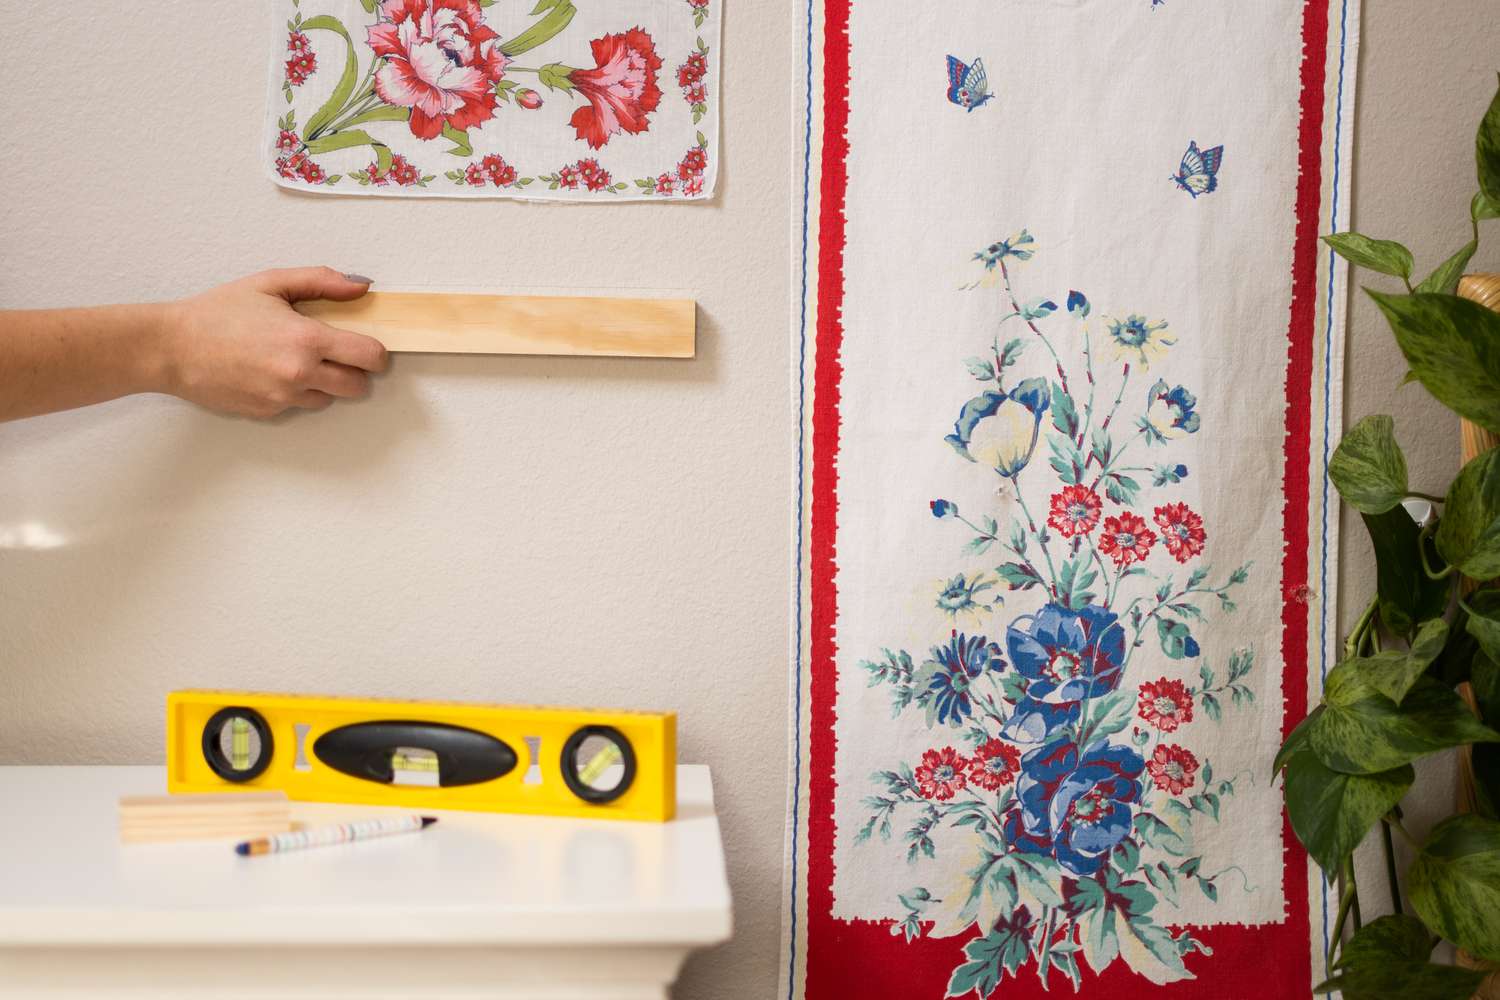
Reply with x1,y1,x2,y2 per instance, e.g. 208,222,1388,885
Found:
119,791,292,843
295,292,696,357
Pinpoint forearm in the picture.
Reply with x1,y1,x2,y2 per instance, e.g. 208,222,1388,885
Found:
0,303,175,422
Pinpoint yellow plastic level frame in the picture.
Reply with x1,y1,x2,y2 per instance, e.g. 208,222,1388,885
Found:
166,690,676,822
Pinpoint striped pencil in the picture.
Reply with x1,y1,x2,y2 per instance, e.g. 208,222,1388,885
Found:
234,815,437,856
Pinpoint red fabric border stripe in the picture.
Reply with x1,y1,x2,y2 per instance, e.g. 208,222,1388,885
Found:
802,0,1331,993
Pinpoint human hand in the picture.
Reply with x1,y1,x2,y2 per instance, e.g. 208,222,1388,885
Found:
160,267,388,419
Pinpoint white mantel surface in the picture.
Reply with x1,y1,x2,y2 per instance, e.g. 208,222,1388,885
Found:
0,764,730,998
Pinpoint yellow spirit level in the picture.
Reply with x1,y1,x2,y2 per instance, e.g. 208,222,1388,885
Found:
166,691,676,822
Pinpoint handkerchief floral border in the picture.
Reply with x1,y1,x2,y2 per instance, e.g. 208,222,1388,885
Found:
266,0,718,199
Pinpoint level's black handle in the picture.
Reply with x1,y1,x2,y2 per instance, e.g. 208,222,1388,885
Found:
312,720,516,787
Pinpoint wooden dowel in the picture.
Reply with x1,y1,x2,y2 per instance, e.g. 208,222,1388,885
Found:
295,291,696,358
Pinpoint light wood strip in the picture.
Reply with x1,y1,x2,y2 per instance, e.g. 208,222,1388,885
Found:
295,292,696,357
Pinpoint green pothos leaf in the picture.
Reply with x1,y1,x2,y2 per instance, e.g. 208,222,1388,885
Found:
1283,748,1412,873
1407,813,1500,963
1315,913,1488,999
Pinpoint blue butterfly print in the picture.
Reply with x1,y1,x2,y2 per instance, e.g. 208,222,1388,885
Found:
1172,140,1224,198
945,55,993,112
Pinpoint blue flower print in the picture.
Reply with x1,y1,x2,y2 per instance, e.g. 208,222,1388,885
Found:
930,499,958,519
945,377,1051,478
936,573,995,616
1105,314,1174,367
1141,378,1202,443
1002,696,1080,745
1005,603,1127,706
915,631,1005,727
973,230,1035,270
1015,741,1146,875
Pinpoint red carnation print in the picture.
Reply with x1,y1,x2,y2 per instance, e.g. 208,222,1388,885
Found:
678,52,707,88
1047,485,1102,538
297,158,326,184
682,173,705,196
481,153,517,187
285,49,317,87
367,0,509,141
686,82,708,106
1153,502,1206,563
567,28,662,150
557,164,580,189
915,747,970,801
1098,511,1156,567
365,153,422,187
274,153,304,180
655,173,675,195
967,739,1021,791
679,145,708,180
275,130,301,153
1147,744,1200,796
1138,677,1194,732
464,163,487,186
287,31,312,57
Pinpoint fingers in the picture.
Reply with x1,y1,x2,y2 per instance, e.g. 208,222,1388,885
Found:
291,390,335,412
310,324,389,373
254,266,373,303
306,361,371,399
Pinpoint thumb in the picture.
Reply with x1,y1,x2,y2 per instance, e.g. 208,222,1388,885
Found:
254,266,373,303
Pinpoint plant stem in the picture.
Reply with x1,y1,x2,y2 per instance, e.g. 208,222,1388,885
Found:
1380,817,1403,915
1326,872,1357,976
1344,596,1378,660
1383,812,1421,851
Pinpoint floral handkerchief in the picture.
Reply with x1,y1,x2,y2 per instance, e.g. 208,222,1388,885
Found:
264,0,719,200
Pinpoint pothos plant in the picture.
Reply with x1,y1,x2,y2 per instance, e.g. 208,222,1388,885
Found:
1275,79,1500,998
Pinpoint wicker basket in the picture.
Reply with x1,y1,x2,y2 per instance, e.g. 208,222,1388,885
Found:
1455,275,1500,998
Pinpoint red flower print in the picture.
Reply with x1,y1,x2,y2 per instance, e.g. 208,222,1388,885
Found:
1153,502,1206,564
464,163,487,186
655,173,675,195
682,174,705,196
678,146,708,180
298,158,325,184
677,52,708,88
481,154,517,186
274,154,302,180
367,0,509,141
686,82,708,105
688,0,708,7
567,28,663,149
966,739,1021,791
367,153,421,186
1138,677,1194,732
915,747,970,801
1047,485,1102,538
516,88,543,110
1098,511,1156,567
285,50,317,86
390,155,421,186
557,164,580,189
276,130,301,153
1147,744,1200,796
287,31,312,56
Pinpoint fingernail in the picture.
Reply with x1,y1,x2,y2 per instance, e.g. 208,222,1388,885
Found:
344,273,374,284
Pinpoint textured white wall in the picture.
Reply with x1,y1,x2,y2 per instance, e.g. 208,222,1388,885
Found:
0,0,1495,995
0,2,790,997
